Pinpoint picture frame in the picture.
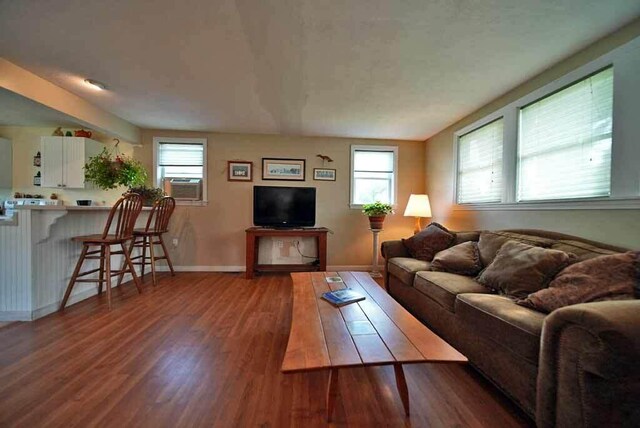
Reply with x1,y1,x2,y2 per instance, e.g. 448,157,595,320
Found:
228,161,253,182
313,168,336,181
262,158,306,181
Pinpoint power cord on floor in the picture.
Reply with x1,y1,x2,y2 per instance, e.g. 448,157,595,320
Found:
294,240,319,265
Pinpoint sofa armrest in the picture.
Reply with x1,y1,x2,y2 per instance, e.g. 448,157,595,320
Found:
537,300,640,428
381,240,410,259
381,240,411,291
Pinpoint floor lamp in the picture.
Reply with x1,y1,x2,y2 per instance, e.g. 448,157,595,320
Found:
403,194,432,234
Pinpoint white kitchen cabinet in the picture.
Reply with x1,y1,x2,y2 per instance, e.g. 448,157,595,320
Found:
41,137,102,188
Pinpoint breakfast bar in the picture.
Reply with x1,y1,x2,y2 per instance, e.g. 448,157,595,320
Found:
0,205,150,321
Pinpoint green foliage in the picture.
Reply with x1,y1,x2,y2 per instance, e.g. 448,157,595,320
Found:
128,185,166,206
84,148,148,190
361,201,393,216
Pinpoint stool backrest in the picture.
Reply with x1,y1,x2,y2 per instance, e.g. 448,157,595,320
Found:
144,196,176,233
102,193,143,240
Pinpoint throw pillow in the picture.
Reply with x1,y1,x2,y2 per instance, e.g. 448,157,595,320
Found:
477,240,575,299
477,231,555,267
518,251,640,313
430,241,483,276
402,222,455,262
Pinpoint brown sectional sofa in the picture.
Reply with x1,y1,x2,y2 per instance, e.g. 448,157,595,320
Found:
382,229,640,428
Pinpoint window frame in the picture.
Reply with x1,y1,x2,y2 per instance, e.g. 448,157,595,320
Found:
454,115,505,205
349,145,399,209
452,37,640,211
153,137,208,205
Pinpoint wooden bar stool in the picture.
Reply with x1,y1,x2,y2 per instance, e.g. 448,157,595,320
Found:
118,196,176,287
60,193,144,311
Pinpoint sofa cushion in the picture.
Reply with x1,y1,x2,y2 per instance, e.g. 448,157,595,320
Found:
518,251,639,313
402,222,455,261
456,293,546,363
414,271,489,313
453,231,480,245
477,240,575,299
551,239,619,261
388,257,431,286
477,231,555,267
430,241,483,276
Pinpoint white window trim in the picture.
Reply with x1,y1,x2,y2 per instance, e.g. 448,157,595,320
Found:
452,35,640,211
153,137,208,206
349,144,399,209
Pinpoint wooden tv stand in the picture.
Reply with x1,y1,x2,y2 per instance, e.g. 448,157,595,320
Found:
245,227,328,279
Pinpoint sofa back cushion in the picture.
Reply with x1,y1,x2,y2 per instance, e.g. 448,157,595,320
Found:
477,240,575,299
402,222,455,261
477,231,556,267
551,240,619,261
430,241,483,276
518,251,639,313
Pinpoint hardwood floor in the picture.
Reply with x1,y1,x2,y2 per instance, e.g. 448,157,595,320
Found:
0,272,533,427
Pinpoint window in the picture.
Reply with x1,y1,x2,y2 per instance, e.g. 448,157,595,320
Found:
518,67,613,201
153,137,207,203
456,118,504,204
350,145,398,206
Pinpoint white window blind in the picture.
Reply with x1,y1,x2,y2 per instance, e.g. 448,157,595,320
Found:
158,142,204,179
518,67,613,201
351,148,397,205
457,118,504,204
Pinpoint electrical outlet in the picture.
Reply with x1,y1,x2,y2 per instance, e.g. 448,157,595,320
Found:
276,240,284,248
172,238,179,246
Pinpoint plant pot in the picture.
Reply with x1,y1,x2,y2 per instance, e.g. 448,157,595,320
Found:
368,215,386,230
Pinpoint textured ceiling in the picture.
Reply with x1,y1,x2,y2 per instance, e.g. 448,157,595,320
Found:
0,0,638,140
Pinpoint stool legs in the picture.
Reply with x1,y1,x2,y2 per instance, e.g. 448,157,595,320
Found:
158,235,176,276
121,242,143,293
60,245,89,310
105,245,112,310
98,246,105,295
148,237,157,286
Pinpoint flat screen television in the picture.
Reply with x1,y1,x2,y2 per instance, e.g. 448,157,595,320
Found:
253,186,316,228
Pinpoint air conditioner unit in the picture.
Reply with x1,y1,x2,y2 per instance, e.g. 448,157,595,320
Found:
163,178,202,201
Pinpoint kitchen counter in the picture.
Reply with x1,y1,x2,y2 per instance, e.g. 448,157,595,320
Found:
0,205,151,321
15,204,154,211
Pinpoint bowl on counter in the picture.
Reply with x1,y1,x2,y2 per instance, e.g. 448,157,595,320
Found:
76,200,92,206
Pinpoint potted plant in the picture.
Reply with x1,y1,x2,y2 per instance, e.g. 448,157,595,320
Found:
84,148,148,190
127,185,166,206
362,201,393,230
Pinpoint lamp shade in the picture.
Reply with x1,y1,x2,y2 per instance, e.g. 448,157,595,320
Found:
403,194,432,218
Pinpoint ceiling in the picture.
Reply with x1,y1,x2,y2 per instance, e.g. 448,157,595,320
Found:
0,88,81,127
0,0,638,141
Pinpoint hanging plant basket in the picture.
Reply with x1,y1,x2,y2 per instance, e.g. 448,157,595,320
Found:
84,148,148,190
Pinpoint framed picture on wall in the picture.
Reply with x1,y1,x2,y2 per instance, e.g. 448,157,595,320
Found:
228,161,253,182
262,158,306,181
313,168,336,181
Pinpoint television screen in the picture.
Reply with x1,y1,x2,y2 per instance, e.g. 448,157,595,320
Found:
253,186,316,228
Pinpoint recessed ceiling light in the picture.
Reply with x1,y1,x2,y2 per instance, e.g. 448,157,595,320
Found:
84,78,106,91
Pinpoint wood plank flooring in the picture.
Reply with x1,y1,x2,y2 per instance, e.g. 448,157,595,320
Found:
0,272,533,427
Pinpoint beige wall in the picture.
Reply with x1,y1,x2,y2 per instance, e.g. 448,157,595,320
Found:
135,130,425,268
0,126,138,205
425,19,640,249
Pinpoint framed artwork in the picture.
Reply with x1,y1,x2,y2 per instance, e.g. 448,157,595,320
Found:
313,168,336,181
228,161,253,182
262,158,306,181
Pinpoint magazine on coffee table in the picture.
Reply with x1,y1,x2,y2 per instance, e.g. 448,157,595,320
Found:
321,288,365,307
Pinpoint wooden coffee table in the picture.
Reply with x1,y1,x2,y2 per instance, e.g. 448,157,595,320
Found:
282,271,467,422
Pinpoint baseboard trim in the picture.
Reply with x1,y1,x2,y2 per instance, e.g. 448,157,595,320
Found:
0,311,32,321
154,265,375,272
